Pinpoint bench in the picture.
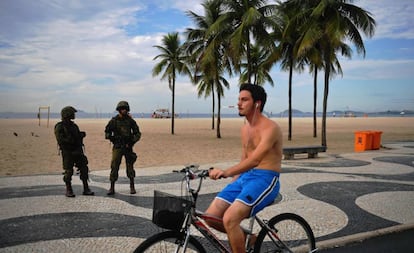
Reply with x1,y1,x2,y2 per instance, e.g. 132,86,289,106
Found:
283,145,327,160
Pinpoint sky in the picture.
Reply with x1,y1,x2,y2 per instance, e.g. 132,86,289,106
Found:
0,0,413,115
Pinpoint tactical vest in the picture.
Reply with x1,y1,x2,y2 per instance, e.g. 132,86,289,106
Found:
55,121,83,151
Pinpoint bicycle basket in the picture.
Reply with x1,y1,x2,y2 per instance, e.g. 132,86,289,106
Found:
152,190,192,230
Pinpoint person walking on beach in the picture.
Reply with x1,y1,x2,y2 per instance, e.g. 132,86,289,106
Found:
54,106,94,197
205,83,283,253
105,101,141,195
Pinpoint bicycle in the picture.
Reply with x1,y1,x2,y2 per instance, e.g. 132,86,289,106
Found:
134,164,317,253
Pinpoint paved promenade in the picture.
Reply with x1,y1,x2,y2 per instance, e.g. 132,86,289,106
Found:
1,142,414,252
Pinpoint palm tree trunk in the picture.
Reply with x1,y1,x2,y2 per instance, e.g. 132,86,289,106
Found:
171,78,175,135
246,39,252,83
217,94,221,138
288,60,293,141
321,64,330,147
313,68,318,138
211,85,215,130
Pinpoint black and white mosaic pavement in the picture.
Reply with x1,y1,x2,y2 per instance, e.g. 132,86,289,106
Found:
1,142,413,252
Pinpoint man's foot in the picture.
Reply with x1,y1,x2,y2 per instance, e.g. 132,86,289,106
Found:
130,183,136,194
83,189,95,196
247,234,257,251
130,188,136,194
65,183,75,197
107,182,115,195
129,178,136,194
66,191,75,198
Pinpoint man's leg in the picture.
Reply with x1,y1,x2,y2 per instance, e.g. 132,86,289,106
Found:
222,201,251,253
204,198,230,233
62,151,75,197
205,176,242,232
223,170,280,252
108,148,122,195
125,151,137,194
126,163,136,194
77,154,94,196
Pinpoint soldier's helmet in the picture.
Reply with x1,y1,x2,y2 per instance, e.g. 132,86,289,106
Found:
61,106,77,120
116,101,130,112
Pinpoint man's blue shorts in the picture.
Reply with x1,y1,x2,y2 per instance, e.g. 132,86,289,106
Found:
216,169,280,216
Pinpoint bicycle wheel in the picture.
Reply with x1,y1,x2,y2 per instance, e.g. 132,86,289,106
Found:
254,213,316,253
134,230,206,253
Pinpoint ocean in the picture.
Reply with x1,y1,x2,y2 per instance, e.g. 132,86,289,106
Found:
0,111,412,119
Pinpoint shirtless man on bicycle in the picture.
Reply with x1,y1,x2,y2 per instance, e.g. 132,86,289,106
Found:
207,83,283,253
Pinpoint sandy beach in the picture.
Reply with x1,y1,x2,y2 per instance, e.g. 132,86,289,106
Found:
1,116,413,177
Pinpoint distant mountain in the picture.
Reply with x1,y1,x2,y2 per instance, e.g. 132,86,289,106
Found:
276,109,414,117
278,109,315,117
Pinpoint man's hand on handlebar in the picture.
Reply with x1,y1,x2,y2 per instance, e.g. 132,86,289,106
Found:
209,167,227,180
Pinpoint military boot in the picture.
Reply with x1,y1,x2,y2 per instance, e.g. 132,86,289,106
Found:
82,180,94,196
65,182,75,198
129,178,136,194
107,181,115,195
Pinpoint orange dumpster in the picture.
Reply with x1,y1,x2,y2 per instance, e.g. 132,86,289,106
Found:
370,131,383,150
354,131,373,152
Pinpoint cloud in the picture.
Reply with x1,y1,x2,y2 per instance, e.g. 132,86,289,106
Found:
357,0,414,39
0,1,165,112
0,0,413,113
340,58,414,80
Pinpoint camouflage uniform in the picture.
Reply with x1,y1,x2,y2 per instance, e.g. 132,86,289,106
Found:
55,106,94,197
105,101,141,195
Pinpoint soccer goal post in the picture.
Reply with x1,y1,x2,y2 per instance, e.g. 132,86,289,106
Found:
38,106,50,127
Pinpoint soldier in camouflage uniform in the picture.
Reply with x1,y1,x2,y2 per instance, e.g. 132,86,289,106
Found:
55,106,94,197
105,101,141,195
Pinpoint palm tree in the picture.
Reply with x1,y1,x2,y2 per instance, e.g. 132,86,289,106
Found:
239,43,275,86
195,77,216,130
185,0,222,130
293,0,376,146
291,1,323,138
201,36,232,138
299,40,323,138
265,3,301,141
214,0,277,82
153,32,191,135
185,0,232,138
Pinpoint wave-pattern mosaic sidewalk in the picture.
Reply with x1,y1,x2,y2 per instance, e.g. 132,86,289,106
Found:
1,142,414,252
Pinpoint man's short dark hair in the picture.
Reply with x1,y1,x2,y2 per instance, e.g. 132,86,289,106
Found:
239,83,267,111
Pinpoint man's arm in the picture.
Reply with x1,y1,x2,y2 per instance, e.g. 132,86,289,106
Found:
131,119,141,144
104,119,115,140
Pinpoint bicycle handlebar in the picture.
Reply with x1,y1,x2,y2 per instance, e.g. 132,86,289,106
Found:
172,165,211,179
172,165,212,197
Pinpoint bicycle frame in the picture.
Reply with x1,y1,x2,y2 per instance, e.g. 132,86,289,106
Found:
178,166,264,253
180,206,286,253
192,212,231,252
254,215,285,250
176,166,235,252
168,165,315,253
